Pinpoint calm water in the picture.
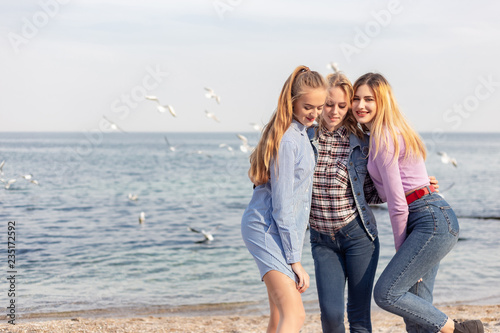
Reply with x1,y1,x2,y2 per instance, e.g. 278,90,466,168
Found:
0,131,499,318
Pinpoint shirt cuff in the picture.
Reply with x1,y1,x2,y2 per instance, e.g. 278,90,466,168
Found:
285,251,301,264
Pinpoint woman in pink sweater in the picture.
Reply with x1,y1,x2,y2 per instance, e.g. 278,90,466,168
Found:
352,73,483,333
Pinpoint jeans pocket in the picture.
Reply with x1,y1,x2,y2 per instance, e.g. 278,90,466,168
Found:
343,220,366,240
440,206,459,236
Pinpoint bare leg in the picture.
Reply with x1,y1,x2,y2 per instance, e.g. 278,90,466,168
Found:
263,270,305,333
267,288,279,333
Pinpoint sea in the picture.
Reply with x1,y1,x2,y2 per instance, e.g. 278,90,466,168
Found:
0,131,499,320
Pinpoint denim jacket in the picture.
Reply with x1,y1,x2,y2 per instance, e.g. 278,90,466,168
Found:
308,127,379,240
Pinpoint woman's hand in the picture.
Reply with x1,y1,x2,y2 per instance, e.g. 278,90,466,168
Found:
291,262,310,294
429,176,439,192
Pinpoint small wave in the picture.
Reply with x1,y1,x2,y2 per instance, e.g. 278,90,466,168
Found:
53,206,94,212
457,215,500,220
16,300,265,321
224,202,248,210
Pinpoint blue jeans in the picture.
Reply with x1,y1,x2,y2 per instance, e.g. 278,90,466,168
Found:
311,215,380,333
374,193,459,333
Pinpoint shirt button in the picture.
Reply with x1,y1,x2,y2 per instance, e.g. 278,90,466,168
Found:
350,162,353,166
354,177,358,181
357,192,360,196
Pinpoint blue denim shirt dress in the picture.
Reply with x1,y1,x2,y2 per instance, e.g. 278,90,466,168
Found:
241,120,315,282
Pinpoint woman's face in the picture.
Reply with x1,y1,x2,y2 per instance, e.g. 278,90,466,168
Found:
322,87,348,132
352,84,377,129
293,87,327,127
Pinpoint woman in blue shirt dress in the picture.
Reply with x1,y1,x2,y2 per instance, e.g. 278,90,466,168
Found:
241,65,327,333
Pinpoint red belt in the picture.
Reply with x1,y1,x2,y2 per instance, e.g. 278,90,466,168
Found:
406,185,436,205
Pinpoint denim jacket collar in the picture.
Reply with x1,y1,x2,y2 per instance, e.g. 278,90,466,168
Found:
349,132,370,157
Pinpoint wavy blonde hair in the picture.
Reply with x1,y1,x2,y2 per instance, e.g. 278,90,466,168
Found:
353,73,426,164
249,65,326,184
317,72,364,139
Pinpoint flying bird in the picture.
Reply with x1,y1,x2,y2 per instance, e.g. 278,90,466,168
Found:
237,134,253,153
187,225,220,243
0,160,5,175
205,110,220,123
249,123,262,132
145,95,177,117
437,152,458,167
102,115,126,133
21,174,40,185
327,62,340,73
164,136,177,152
219,143,234,153
204,87,221,104
128,193,139,201
1,179,16,190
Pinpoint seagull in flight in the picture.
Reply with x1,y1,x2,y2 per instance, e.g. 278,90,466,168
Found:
219,143,234,153
327,62,340,73
164,136,177,152
187,225,220,243
437,152,458,167
1,178,16,190
22,174,40,185
102,116,126,133
145,96,177,117
249,123,262,132
204,87,221,104
128,193,139,201
237,134,253,153
205,110,220,123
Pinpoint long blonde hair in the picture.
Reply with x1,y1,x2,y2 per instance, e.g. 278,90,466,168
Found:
352,73,426,164
318,72,364,139
249,65,326,184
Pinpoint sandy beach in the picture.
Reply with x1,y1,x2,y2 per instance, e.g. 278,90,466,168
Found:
0,304,498,332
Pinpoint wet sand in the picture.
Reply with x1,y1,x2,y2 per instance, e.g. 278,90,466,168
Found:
0,304,498,332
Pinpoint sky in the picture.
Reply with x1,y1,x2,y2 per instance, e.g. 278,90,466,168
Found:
0,0,499,133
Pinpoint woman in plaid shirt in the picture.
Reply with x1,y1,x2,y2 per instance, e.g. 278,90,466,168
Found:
308,73,439,333
307,73,382,333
